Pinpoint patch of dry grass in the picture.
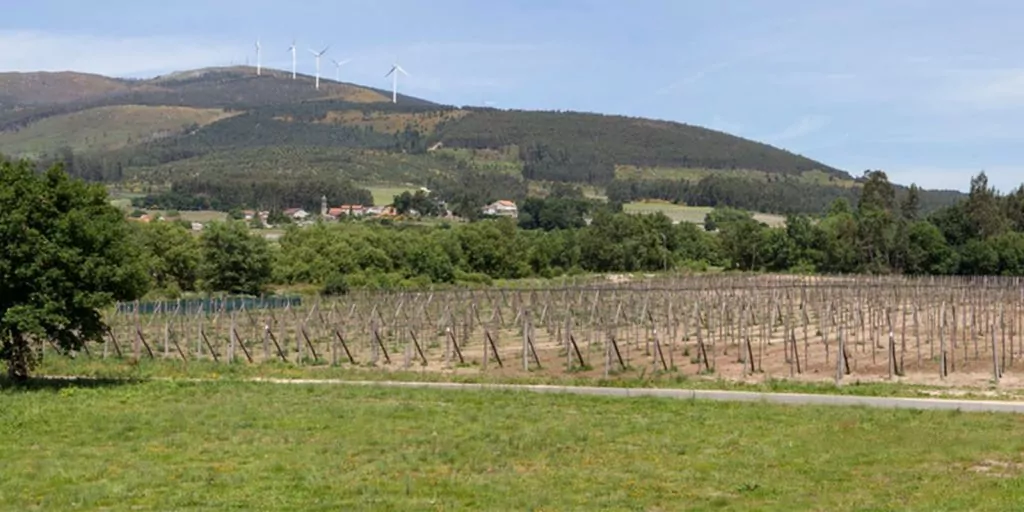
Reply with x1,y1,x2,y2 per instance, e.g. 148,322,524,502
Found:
0,71,130,105
0,105,235,157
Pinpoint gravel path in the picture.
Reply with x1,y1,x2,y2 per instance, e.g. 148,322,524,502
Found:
247,378,1024,414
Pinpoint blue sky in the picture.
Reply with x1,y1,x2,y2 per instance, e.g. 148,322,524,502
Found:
3,0,1024,192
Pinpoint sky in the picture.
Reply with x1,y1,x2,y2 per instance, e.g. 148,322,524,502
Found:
3,0,1024,192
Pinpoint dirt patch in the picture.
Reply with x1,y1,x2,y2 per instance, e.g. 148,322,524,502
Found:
970,459,1024,478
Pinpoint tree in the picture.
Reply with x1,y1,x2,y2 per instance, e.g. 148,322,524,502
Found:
393,190,442,217
136,221,201,294
1,160,149,380
964,172,1008,240
703,207,753,232
856,170,897,272
904,221,958,275
900,184,921,222
718,217,768,270
199,221,273,295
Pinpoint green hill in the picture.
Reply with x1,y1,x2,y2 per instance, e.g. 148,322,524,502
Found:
0,66,964,216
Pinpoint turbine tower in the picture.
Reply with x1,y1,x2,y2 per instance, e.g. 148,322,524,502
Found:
385,61,409,103
255,38,262,76
309,46,329,90
288,40,297,79
331,58,351,81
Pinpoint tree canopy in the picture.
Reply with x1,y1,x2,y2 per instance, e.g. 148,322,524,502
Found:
0,159,148,380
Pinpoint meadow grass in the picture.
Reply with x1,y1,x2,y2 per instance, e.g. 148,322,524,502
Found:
0,105,231,157
177,210,228,223
366,185,418,206
2,378,1024,510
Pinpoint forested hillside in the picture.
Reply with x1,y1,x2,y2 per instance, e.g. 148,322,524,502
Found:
434,108,850,183
0,66,966,216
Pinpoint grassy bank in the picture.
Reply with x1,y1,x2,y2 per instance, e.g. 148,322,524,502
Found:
27,357,1017,401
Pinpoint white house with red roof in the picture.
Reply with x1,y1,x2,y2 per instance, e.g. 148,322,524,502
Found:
482,200,518,218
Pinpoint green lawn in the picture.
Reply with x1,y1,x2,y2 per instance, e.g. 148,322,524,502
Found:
2,379,1023,510
624,201,788,227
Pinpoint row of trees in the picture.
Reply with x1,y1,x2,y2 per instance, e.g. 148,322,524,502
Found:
607,174,962,217
133,170,1024,298
133,175,374,212
711,171,1024,276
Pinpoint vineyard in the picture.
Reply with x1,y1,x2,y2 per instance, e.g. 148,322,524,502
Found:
80,275,1024,387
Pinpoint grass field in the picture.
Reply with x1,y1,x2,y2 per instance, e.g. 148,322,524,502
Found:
177,210,228,223
366,184,418,206
3,378,1024,510
624,201,788,227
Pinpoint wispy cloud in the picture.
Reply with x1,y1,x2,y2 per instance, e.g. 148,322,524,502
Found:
764,115,830,143
932,68,1024,111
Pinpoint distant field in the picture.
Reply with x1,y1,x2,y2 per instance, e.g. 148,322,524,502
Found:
429,147,523,177
143,210,226,223
0,105,235,157
109,198,133,210
624,201,787,227
366,185,418,206
2,380,1022,510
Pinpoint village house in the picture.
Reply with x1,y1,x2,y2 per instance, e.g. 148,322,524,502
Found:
482,200,518,218
331,205,367,217
282,208,310,221
365,205,398,218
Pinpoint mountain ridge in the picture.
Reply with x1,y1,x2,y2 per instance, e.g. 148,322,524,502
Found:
0,66,965,216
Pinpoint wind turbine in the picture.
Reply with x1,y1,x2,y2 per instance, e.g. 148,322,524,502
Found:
309,46,329,90
254,38,262,76
287,40,297,79
331,58,351,81
385,61,409,103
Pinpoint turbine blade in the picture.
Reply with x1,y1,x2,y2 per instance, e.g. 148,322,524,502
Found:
385,67,395,77
397,65,409,76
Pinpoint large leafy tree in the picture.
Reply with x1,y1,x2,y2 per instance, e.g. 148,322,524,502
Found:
199,220,273,295
136,221,201,295
0,160,149,380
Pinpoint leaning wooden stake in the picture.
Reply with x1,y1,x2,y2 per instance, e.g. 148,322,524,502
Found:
992,325,1001,383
